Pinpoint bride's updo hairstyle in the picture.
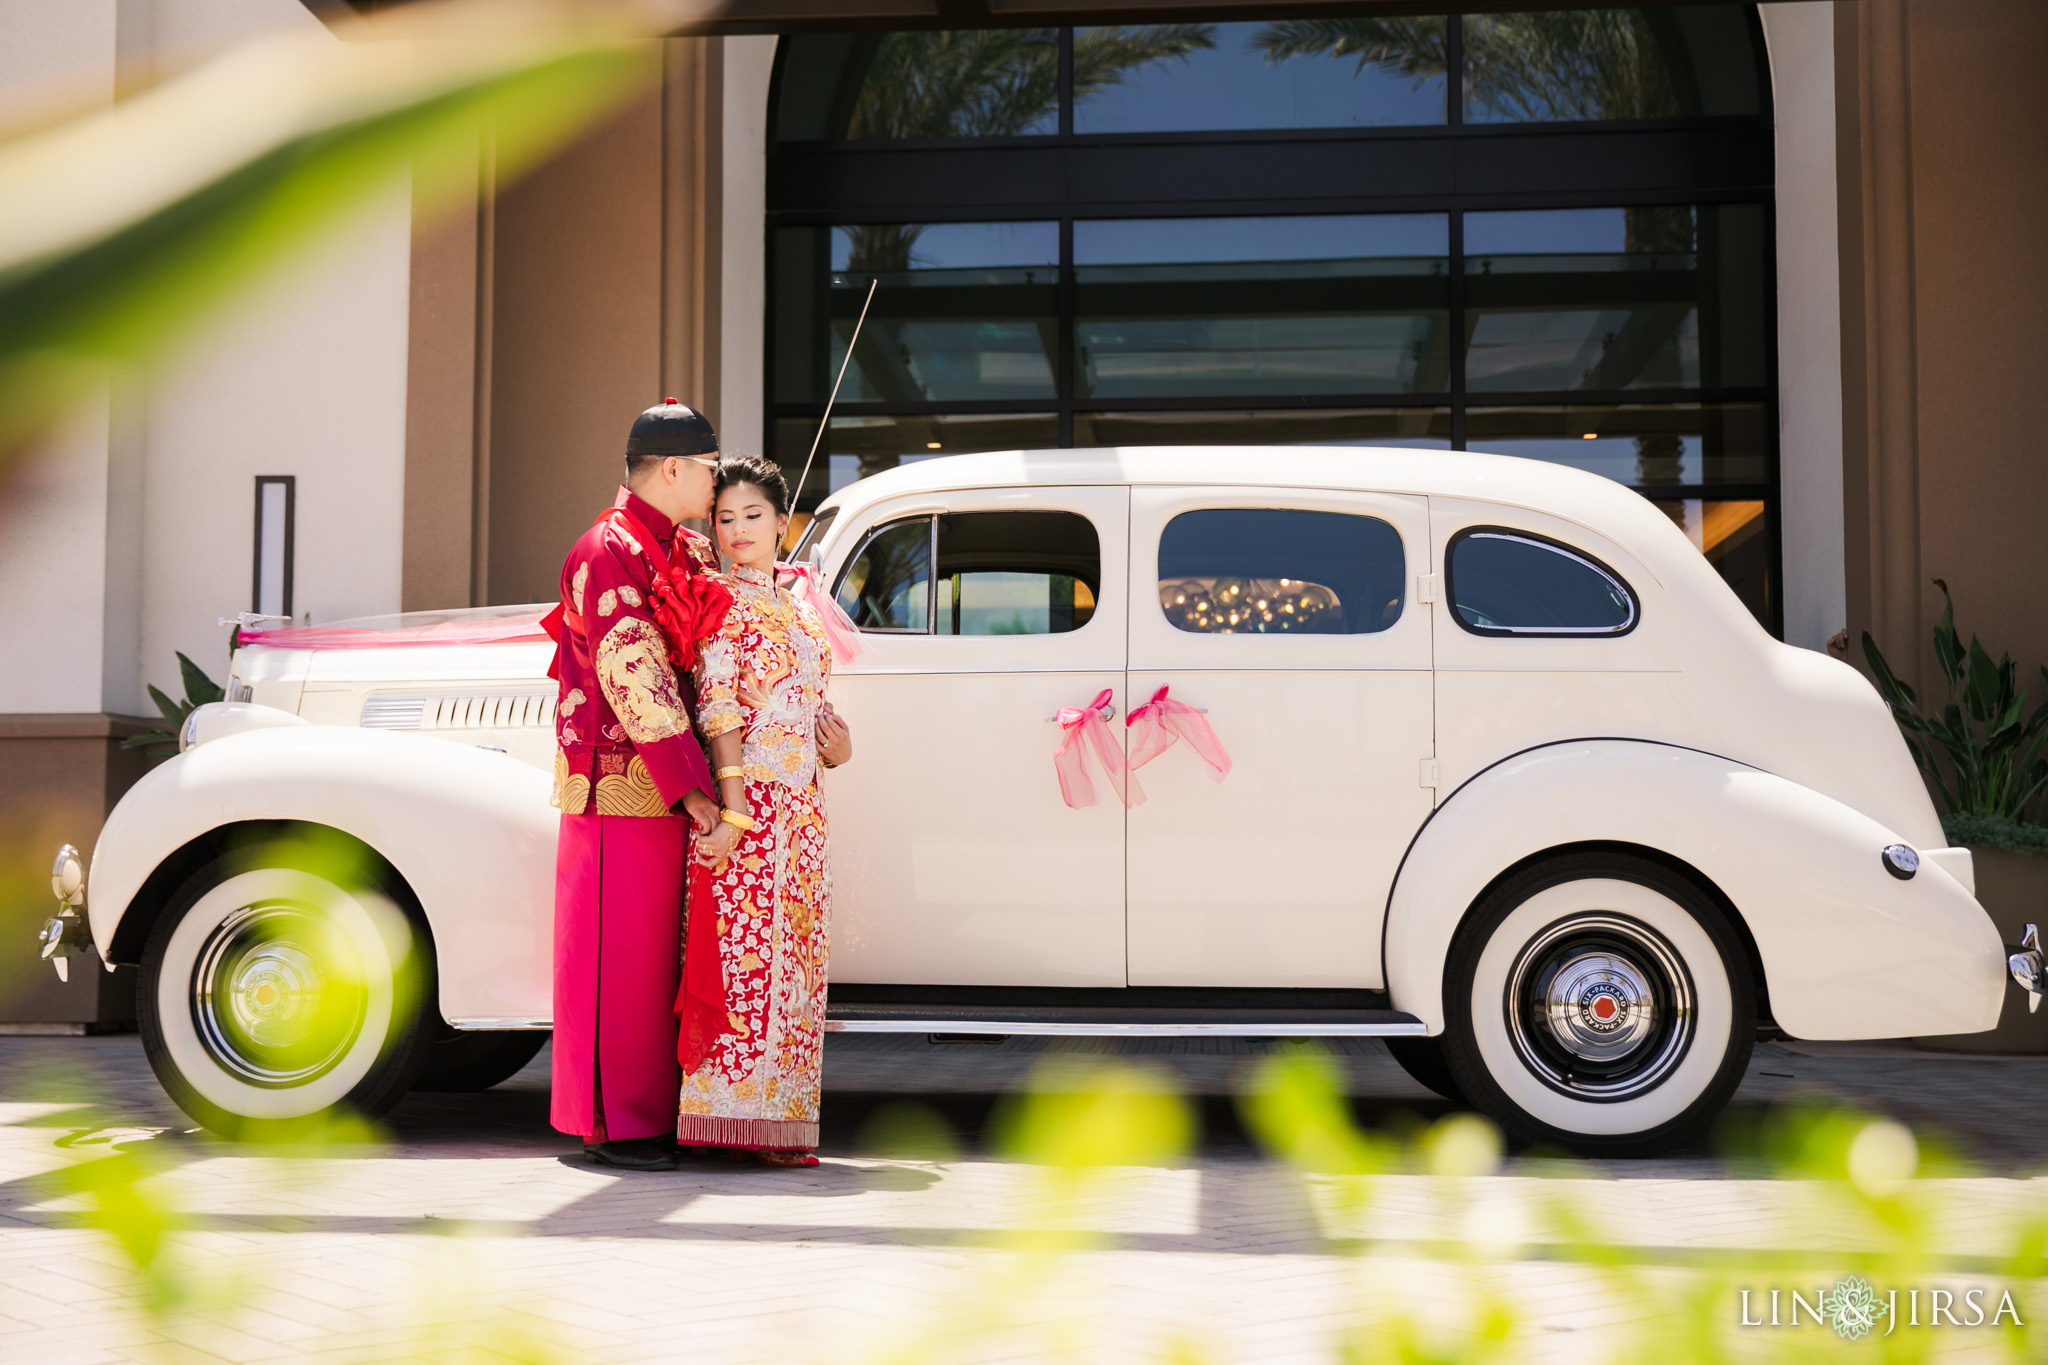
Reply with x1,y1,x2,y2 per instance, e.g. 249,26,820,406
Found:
713,453,790,516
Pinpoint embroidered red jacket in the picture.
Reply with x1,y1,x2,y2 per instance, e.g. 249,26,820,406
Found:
548,487,722,817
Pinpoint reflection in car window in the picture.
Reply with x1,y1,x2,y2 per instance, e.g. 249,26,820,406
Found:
935,512,1098,635
837,519,931,630
835,511,1100,635
1158,508,1404,635
1448,529,1636,635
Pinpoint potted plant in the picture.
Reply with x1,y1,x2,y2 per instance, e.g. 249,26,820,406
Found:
1863,580,2048,1052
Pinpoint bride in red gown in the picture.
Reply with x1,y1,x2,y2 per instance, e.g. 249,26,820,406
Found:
677,454,853,1167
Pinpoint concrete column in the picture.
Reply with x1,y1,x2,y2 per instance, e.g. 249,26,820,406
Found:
720,36,777,459
1758,4,1846,655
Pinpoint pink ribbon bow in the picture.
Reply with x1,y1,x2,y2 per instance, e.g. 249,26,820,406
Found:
1126,685,1232,781
777,561,866,663
1053,688,1140,809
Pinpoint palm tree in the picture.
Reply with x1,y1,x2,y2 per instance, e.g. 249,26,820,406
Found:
840,25,1213,273
1249,11,1682,123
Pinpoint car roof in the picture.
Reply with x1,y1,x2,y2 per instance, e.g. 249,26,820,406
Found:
813,445,1686,560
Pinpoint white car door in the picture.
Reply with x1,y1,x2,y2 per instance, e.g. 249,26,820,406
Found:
823,485,1131,986
1125,487,1436,988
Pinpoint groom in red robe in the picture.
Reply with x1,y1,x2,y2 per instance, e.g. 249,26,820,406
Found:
545,398,730,1170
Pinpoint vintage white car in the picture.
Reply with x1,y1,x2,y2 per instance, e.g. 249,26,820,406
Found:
48,447,2025,1153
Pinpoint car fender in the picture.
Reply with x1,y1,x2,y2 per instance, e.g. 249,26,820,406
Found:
90,725,556,1025
1383,740,2003,1041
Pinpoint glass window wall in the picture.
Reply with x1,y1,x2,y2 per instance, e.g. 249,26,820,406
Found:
1074,214,1449,399
1462,7,1761,123
1073,19,1447,132
1463,205,1766,393
1463,402,1766,487
774,222,1059,407
770,6,1774,629
1073,409,1451,448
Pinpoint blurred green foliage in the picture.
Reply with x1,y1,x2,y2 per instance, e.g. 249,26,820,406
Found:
33,1031,2048,1362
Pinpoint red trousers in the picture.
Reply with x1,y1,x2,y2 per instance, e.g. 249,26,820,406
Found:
550,812,687,1142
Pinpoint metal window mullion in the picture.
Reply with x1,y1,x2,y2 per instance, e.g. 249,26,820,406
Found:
1058,217,1075,447
1449,211,1466,449
1058,28,1074,138
1446,12,1464,129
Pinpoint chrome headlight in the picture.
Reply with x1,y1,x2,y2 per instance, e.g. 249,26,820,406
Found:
51,844,83,906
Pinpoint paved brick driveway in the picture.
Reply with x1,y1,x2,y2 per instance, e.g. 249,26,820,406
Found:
3,1033,2045,1363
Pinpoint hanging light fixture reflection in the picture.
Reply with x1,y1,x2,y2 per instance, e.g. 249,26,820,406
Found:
1158,577,1341,634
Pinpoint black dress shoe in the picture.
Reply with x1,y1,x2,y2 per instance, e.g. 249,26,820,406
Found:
584,1138,679,1171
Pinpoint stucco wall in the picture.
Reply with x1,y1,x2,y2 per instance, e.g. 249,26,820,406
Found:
0,1,118,716
1838,0,2048,697
137,189,413,709
0,0,414,717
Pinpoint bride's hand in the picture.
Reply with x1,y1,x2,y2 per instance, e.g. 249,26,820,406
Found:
817,710,853,768
696,821,741,868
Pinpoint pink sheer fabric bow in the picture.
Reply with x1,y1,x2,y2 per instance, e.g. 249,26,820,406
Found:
1053,688,1140,809
778,562,866,663
1126,685,1233,781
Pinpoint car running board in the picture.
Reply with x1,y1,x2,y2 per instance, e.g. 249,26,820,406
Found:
823,1003,1427,1037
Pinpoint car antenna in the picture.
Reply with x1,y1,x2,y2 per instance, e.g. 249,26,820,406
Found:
786,275,878,552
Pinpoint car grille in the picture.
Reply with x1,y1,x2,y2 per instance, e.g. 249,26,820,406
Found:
359,691,556,731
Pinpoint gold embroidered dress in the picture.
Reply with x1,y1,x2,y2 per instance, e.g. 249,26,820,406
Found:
678,563,834,1150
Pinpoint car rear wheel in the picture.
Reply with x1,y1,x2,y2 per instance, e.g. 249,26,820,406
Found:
138,842,434,1139
1440,852,1754,1156
412,1030,549,1092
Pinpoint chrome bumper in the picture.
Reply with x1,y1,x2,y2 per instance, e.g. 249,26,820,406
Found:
36,843,91,983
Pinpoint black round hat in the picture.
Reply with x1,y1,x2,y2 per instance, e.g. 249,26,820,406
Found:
626,397,717,457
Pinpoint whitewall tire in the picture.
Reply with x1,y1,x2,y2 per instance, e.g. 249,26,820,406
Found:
138,842,434,1138
1441,852,1754,1155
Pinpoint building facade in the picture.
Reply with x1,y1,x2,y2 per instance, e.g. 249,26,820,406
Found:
2,0,2044,1021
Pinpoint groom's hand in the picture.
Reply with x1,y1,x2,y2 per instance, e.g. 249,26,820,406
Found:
679,789,720,835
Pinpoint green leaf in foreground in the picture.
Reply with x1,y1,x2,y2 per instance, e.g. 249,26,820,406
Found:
0,1,659,465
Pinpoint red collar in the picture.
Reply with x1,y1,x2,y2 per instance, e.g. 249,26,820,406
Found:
613,485,677,543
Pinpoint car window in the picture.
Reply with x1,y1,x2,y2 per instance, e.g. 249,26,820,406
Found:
934,511,1098,636
791,507,837,562
837,518,931,631
1158,508,1405,635
1447,528,1637,635
835,510,1100,635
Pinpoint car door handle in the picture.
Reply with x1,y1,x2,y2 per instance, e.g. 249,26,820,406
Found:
1047,703,1116,722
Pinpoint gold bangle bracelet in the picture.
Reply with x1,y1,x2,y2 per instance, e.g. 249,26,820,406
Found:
713,766,745,781
719,809,757,832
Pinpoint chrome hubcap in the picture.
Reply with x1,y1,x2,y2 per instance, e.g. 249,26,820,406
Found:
193,904,366,1087
1506,913,1694,1102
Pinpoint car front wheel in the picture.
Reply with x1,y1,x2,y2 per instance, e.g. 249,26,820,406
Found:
138,841,434,1139
1440,852,1754,1156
